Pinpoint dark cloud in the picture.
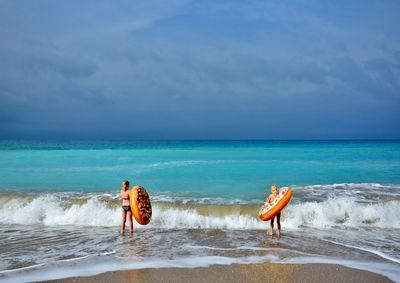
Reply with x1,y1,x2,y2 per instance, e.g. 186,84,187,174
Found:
0,0,399,139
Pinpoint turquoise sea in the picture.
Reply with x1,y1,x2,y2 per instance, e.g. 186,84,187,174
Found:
1,140,399,195
0,140,399,282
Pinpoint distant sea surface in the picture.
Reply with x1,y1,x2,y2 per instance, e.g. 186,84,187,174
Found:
0,140,399,282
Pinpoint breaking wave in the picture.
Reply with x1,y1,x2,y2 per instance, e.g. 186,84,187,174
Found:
0,192,399,229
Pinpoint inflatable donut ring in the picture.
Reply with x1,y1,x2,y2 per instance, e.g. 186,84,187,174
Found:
129,185,152,225
259,187,293,221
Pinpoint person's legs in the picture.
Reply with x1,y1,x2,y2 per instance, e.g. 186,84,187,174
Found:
277,213,281,238
128,210,133,234
269,216,275,236
121,209,127,234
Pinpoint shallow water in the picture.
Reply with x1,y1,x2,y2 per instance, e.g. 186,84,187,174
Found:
0,224,399,282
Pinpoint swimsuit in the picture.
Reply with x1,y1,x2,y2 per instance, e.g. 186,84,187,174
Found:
122,196,129,210
120,191,130,208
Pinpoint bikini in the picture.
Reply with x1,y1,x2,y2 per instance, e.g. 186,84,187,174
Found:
121,194,130,211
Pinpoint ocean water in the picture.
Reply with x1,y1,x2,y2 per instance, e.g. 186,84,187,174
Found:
0,140,399,282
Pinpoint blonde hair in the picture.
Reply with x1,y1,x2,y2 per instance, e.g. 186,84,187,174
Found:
271,184,279,192
122,180,130,190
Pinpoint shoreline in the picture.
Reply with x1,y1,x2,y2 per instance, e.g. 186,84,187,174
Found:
43,263,394,283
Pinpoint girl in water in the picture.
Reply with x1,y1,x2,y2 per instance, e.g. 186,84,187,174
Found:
120,180,133,234
267,184,281,237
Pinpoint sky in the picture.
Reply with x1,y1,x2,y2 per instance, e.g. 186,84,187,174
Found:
0,0,399,140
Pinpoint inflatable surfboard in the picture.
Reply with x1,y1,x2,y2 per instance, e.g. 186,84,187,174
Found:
129,185,152,225
259,187,292,221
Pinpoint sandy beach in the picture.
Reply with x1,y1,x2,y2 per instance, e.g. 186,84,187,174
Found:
43,263,393,283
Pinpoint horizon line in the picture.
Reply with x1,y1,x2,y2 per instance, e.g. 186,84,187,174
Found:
1,138,399,142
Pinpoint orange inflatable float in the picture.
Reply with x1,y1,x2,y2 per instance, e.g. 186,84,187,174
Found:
129,185,152,225
259,187,293,221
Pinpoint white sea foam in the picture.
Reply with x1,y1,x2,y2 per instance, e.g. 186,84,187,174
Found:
150,206,265,229
294,183,400,202
0,255,281,283
0,196,120,226
0,194,399,229
284,197,400,229
321,239,400,264
2,253,399,283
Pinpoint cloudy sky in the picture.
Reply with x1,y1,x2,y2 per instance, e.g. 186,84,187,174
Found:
1,0,399,139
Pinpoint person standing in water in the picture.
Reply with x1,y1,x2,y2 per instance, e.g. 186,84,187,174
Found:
266,184,281,237
120,180,133,234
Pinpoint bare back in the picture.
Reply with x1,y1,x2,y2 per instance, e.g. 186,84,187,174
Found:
120,190,130,206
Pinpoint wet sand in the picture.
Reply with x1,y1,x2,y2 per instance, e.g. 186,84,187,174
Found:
43,263,393,283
